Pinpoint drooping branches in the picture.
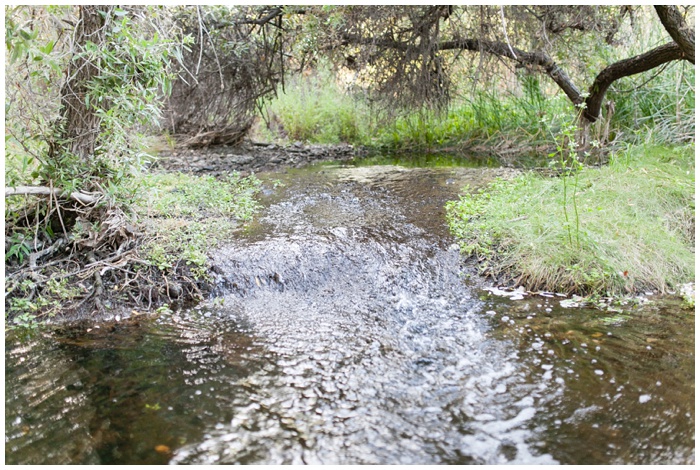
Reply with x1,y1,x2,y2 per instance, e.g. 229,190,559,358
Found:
331,5,693,123
163,6,289,147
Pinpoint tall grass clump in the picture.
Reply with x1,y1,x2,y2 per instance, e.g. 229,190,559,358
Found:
608,62,694,145
260,65,373,144
446,144,694,296
373,73,572,153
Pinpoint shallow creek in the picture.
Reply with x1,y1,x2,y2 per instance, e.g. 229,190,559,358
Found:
5,161,695,464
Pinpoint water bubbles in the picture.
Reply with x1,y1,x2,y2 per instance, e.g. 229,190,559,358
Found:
594,370,604,376
639,394,652,404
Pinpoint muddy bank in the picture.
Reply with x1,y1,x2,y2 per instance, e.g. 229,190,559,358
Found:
154,141,367,176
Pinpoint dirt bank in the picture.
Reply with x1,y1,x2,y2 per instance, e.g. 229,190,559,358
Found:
153,141,368,175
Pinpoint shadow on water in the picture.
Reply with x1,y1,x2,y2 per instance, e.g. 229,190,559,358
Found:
5,159,695,464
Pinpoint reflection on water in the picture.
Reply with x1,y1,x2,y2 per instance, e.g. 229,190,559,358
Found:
5,163,695,465
482,295,695,465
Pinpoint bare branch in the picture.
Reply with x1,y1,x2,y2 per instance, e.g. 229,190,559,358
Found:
5,186,100,205
584,41,685,121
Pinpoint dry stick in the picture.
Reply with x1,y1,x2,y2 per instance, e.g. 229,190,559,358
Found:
28,238,65,270
499,6,518,61
5,186,100,205
87,252,104,312
51,184,69,239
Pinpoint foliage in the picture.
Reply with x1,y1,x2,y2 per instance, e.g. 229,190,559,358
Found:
608,62,695,145
5,6,179,191
256,6,693,152
5,170,262,326
163,5,288,146
446,144,695,296
261,64,374,144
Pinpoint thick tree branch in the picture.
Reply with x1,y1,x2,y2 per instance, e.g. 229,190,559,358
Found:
655,5,695,64
439,38,584,106
340,33,584,106
583,41,685,122
342,27,689,124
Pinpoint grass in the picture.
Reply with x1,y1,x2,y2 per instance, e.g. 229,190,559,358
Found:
260,65,373,145
258,50,693,156
446,144,695,296
4,169,262,328
130,171,262,279
258,68,581,153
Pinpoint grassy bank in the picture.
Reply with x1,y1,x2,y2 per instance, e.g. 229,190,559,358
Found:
446,144,695,297
5,170,261,327
132,171,262,280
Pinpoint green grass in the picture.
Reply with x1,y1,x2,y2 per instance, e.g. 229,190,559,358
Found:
260,65,373,145
259,68,576,153
130,171,262,278
258,56,693,154
446,144,695,296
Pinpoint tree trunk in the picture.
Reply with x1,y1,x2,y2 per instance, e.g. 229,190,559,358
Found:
53,5,113,162
655,5,695,64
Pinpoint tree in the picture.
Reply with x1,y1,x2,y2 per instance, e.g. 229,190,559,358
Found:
655,5,695,64
6,5,176,193
309,5,694,125
5,5,179,316
163,6,288,147
52,5,112,163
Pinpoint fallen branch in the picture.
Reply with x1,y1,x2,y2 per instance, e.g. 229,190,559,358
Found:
5,186,101,205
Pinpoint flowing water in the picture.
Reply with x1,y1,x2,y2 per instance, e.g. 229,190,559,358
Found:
5,161,695,464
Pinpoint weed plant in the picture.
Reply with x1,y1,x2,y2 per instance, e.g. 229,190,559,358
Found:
260,56,692,155
446,144,695,296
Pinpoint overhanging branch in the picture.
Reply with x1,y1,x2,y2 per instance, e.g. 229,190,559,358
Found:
655,6,695,64
583,41,685,121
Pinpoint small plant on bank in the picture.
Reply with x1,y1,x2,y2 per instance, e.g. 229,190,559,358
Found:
5,169,262,327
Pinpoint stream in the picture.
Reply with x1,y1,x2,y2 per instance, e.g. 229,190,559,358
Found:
5,160,695,464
